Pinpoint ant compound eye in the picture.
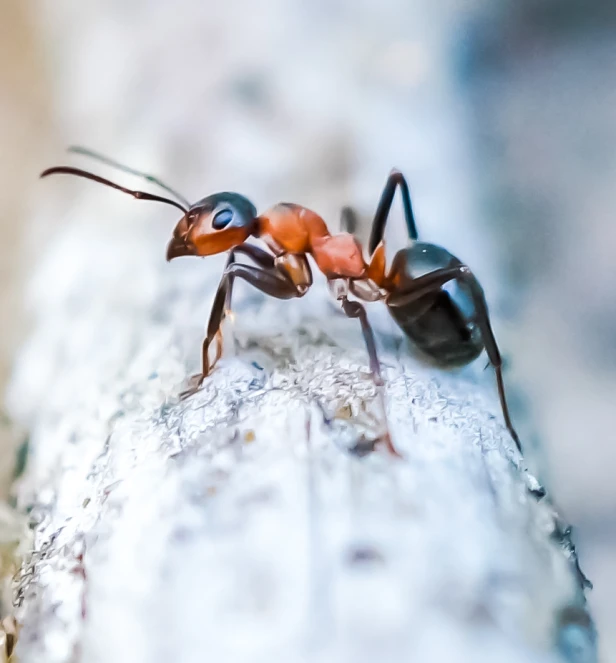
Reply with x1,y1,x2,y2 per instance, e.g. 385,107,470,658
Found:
212,208,234,229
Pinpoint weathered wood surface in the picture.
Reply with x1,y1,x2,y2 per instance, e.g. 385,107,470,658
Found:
7,222,594,662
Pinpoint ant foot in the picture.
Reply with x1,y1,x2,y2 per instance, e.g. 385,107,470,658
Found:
179,373,206,400
379,431,403,458
349,431,402,458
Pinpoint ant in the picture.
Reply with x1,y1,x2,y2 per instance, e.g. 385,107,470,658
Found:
41,147,523,456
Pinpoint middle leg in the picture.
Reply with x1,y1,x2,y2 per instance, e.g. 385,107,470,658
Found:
339,206,359,234
221,243,278,312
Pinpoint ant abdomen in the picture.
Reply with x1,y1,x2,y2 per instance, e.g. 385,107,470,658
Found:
386,243,483,368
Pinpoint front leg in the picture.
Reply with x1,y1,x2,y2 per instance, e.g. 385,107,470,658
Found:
181,255,311,398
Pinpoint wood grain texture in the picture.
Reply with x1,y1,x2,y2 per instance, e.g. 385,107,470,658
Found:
7,224,593,662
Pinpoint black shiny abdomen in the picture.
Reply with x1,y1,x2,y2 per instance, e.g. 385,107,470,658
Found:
387,243,484,368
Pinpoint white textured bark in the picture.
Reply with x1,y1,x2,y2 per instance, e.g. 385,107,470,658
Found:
7,225,592,662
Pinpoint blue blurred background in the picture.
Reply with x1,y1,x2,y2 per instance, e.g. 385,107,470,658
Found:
1,0,614,657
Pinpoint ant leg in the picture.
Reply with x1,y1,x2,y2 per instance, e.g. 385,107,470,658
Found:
219,246,312,318
68,145,190,208
388,265,523,454
339,206,359,234
339,298,383,385
221,244,277,311
338,296,400,456
195,248,265,382
227,244,277,268
181,261,306,399
368,170,418,254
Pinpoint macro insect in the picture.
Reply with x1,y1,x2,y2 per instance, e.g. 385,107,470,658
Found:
41,147,523,455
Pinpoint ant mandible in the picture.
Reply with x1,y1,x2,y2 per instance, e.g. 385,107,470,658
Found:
41,147,523,456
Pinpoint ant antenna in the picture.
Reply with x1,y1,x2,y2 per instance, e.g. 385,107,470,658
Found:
40,167,189,214
68,146,190,209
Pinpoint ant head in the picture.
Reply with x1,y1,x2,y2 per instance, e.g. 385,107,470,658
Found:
166,192,258,260
38,165,258,260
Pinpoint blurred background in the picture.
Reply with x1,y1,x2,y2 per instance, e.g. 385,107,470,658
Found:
0,0,614,658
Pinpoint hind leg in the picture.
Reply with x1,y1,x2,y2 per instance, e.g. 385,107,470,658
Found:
387,265,523,454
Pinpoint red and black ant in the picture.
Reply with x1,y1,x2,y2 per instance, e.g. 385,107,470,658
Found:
41,147,523,456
